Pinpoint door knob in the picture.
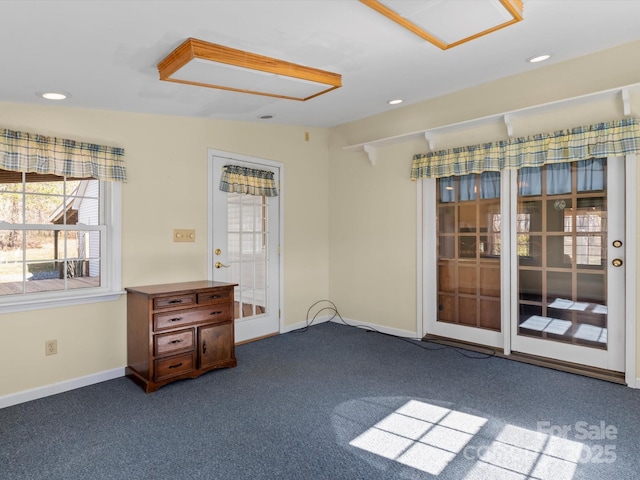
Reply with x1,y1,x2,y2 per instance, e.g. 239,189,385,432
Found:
612,258,623,267
215,261,231,269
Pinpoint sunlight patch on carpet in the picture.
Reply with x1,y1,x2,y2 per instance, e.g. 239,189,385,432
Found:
346,399,585,478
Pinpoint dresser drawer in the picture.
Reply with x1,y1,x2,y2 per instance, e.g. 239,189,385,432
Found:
154,329,194,357
153,294,196,310
197,288,233,305
154,304,232,331
154,352,195,381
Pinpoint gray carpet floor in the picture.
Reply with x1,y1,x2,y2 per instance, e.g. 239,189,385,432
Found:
1,322,639,480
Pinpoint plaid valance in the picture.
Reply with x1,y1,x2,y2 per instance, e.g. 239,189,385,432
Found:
0,128,126,182
219,164,278,197
411,117,640,180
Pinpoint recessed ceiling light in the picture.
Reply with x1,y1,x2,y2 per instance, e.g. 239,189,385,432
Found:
388,99,403,105
526,54,551,63
38,92,70,100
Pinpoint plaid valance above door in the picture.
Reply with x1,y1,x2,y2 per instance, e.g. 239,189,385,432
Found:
411,117,640,180
219,164,278,196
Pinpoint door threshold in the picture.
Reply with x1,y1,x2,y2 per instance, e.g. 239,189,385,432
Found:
423,334,626,385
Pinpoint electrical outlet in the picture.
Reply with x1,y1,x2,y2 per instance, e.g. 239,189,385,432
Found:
45,339,57,356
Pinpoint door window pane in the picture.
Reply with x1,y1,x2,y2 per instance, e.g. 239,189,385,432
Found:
227,193,269,320
436,174,501,332
517,161,608,350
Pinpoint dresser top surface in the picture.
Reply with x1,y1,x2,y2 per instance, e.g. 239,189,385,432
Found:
125,280,237,296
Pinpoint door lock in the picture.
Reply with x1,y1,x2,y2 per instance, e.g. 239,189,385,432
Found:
612,258,623,267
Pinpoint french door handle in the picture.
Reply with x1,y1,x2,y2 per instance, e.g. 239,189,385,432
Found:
215,262,231,268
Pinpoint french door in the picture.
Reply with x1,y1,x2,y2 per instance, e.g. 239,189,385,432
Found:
510,158,625,371
423,171,504,348
208,150,281,344
423,156,627,372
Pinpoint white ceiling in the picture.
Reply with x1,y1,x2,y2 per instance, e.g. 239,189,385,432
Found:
2,0,640,128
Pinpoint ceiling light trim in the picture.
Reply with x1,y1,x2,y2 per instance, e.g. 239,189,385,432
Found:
38,91,70,101
359,0,524,50
158,38,342,101
526,54,551,63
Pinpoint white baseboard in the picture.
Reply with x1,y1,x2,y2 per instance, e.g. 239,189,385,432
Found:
282,315,334,333
282,313,418,339
0,367,125,409
5,327,631,407
331,316,419,339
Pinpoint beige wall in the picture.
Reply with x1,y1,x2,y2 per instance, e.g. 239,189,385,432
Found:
327,136,421,334
328,40,640,370
336,39,640,147
3,39,640,399
0,103,330,396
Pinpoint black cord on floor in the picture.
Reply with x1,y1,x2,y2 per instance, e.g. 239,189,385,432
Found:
293,300,496,360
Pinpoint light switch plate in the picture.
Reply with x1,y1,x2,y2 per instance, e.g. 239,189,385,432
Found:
174,229,195,242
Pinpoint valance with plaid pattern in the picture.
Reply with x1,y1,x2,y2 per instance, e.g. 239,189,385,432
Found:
411,117,640,180
219,164,278,197
0,128,126,182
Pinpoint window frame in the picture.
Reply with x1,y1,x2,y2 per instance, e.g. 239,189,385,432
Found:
0,173,123,313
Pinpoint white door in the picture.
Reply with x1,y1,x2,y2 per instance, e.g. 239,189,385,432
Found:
422,171,505,349
209,150,281,344
510,157,625,371
422,156,626,372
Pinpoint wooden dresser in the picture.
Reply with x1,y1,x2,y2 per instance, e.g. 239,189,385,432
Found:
125,280,237,393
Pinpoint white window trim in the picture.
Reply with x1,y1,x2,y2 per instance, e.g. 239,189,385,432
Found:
0,180,124,313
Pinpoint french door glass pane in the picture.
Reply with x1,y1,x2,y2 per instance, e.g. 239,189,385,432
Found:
436,174,501,332
517,160,607,349
227,193,268,320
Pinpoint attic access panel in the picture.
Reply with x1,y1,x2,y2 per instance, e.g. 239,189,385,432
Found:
360,0,524,49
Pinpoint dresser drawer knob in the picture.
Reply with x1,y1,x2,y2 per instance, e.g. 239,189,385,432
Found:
210,311,223,315
169,317,183,322
167,299,183,304
168,362,183,369
209,295,221,299
168,339,183,345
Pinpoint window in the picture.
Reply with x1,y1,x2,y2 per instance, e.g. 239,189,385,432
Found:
227,192,268,319
0,170,122,311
